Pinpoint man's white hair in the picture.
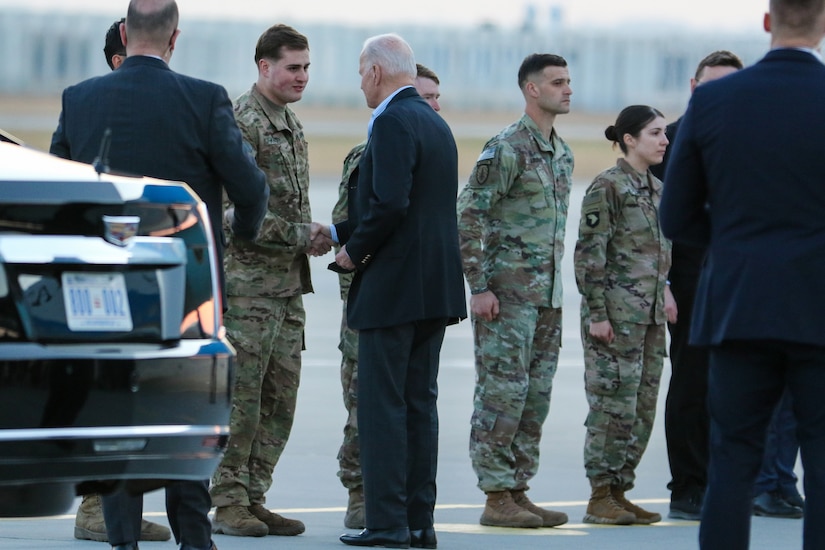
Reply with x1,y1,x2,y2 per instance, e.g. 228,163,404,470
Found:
361,33,416,79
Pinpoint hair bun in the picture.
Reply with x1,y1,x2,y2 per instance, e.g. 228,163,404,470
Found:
604,125,618,142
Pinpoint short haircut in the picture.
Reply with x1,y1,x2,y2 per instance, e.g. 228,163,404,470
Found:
361,34,416,80
694,50,744,81
254,24,309,64
518,53,567,90
770,0,825,33
605,105,665,155
416,63,439,85
104,18,126,70
126,0,179,46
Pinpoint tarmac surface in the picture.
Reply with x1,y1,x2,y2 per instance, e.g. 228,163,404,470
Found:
0,181,805,549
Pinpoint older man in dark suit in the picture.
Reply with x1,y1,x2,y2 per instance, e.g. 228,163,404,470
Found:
329,33,466,549
49,1,268,549
660,1,825,548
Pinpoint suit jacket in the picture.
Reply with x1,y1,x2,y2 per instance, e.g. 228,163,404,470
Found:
660,48,825,347
334,87,467,330
50,55,268,252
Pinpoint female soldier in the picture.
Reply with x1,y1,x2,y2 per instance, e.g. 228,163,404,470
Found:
574,105,677,525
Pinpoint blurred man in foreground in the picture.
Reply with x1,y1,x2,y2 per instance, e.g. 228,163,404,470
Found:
660,1,825,548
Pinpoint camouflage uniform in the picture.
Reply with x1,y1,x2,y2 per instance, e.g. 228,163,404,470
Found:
334,142,365,490
211,84,313,507
457,114,573,493
574,158,671,490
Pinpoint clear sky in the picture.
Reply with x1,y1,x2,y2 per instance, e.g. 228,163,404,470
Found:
0,0,768,32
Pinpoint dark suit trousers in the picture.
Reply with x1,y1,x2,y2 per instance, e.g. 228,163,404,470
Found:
102,480,212,549
665,276,710,498
699,340,825,550
357,318,447,531
102,490,143,546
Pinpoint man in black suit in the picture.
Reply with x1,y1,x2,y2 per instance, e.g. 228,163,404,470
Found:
329,33,466,549
650,50,743,521
71,16,175,546
50,0,267,295
49,1,268,549
660,1,825,548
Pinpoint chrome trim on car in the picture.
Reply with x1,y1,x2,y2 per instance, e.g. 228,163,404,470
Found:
0,425,229,442
0,235,186,265
0,339,232,360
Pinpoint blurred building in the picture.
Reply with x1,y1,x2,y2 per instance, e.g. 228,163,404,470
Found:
0,8,768,113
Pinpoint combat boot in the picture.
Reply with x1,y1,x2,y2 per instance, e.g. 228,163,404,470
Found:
344,487,365,529
610,486,662,524
479,490,542,528
212,505,269,537
248,503,305,536
510,489,568,527
75,494,171,542
583,485,636,525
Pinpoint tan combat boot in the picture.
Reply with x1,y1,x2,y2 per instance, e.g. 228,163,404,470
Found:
479,490,543,528
344,487,365,529
610,486,662,524
248,503,306,536
74,494,108,542
74,494,171,542
212,505,269,537
583,485,636,525
510,489,568,527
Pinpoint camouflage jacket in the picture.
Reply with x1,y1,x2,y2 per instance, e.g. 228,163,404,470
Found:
457,114,574,307
332,141,366,300
574,158,672,325
224,84,313,298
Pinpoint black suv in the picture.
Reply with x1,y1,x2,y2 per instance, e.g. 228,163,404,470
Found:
0,141,232,516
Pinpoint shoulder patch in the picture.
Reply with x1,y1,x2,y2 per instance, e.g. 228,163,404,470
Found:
579,188,608,234
477,147,496,162
581,189,604,208
584,211,600,228
475,164,490,185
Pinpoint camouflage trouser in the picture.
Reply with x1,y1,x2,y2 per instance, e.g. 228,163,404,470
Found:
469,301,562,493
210,294,304,507
336,300,362,490
581,319,665,490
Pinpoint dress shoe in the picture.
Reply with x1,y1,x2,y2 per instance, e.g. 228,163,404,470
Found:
410,527,437,549
111,544,138,550
669,487,704,521
340,528,410,548
780,488,805,510
753,490,803,519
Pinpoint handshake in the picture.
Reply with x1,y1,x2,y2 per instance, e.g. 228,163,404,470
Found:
310,222,356,272
308,222,333,257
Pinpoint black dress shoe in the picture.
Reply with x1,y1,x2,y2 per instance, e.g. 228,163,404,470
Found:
340,528,411,548
780,488,805,510
669,487,704,521
753,490,803,519
410,527,437,549
111,544,139,550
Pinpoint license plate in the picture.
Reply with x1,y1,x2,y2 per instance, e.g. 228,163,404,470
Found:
61,272,133,331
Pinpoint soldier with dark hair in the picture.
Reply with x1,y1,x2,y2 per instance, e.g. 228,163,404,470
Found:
457,53,573,529
575,105,676,526
210,23,328,538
